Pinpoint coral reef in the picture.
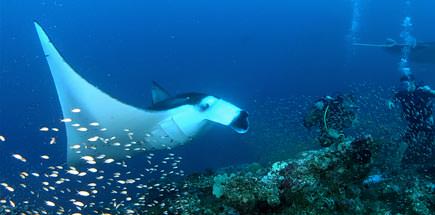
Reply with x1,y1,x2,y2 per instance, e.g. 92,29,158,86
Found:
145,137,434,215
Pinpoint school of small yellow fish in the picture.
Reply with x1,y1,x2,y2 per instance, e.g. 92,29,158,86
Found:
0,108,185,214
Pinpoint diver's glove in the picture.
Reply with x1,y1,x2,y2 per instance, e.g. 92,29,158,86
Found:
327,128,344,140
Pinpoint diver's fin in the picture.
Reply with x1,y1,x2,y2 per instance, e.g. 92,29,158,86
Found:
151,81,170,104
34,22,157,165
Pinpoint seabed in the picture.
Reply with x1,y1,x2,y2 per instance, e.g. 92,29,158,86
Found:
144,137,434,215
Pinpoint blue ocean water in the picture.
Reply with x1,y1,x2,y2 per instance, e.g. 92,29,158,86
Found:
1,0,435,213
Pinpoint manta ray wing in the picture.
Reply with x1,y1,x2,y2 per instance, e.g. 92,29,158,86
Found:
353,40,435,64
34,22,171,165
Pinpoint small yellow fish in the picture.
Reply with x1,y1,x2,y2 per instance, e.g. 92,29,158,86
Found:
40,127,49,132
71,108,81,113
77,190,90,197
45,200,56,207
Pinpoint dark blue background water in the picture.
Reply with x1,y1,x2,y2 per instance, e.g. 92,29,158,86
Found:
1,0,435,174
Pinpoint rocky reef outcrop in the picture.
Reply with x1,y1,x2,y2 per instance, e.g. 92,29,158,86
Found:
145,136,435,215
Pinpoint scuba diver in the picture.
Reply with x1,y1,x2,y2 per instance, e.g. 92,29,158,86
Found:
389,74,435,167
304,94,357,147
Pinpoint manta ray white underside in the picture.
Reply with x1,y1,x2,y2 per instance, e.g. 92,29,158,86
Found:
34,22,249,165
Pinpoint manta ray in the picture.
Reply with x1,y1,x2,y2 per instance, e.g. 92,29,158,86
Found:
353,39,435,64
34,22,249,165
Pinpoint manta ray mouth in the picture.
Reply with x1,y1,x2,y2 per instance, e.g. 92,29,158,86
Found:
230,110,249,134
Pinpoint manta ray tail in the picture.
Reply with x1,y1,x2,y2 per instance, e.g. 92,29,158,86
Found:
34,22,156,165
352,42,395,48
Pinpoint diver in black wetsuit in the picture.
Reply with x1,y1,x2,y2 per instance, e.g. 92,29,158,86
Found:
304,94,357,147
391,75,435,166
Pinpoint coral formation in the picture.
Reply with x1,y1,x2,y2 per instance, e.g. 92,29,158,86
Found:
144,137,434,215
